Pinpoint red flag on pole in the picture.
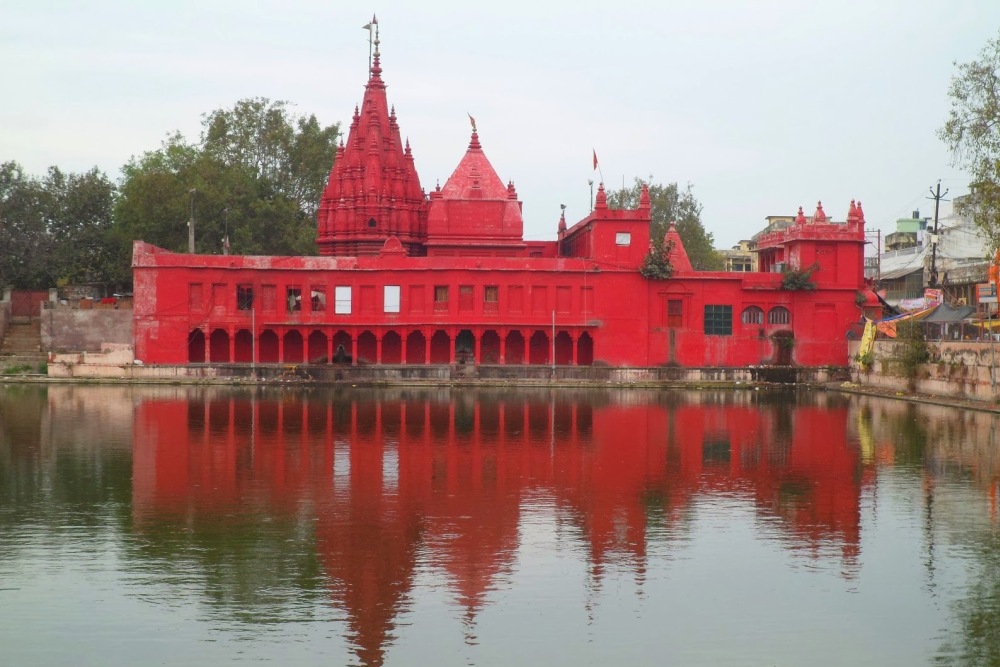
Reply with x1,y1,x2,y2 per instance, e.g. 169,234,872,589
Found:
593,149,598,170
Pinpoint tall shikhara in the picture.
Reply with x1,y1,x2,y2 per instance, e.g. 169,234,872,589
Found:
316,31,427,256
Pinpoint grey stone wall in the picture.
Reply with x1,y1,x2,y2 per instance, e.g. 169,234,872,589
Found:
41,308,133,353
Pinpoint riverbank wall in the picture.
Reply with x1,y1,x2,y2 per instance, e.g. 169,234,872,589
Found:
45,345,847,386
849,339,1000,402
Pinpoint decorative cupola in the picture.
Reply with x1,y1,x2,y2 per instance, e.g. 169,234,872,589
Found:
594,183,608,210
316,19,428,256
794,206,807,225
846,199,860,225
424,116,526,256
855,201,865,224
813,201,827,224
638,183,651,212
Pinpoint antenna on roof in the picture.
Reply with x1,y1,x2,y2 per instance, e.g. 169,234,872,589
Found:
363,14,378,71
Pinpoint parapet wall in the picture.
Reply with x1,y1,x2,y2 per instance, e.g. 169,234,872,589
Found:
41,307,133,353
849,339,1000,401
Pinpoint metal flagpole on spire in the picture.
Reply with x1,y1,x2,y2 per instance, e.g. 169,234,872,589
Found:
363,14,378,70
592,148,605,185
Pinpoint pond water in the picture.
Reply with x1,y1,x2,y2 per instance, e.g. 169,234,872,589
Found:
1,384,999,666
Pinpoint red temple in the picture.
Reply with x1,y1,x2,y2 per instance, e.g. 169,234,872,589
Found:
132,26,869,369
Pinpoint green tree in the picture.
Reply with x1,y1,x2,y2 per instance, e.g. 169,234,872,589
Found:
939,29,1000,247
607,177,724,270
115,98,339,258
0,161,118,289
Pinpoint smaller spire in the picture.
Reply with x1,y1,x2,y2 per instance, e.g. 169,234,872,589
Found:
638,183,651,211
794,206,807,224
856,200,865,223
846,199,859,224
558,207,567,233
507,180,517,200
595,183,608,210
813,201,827,223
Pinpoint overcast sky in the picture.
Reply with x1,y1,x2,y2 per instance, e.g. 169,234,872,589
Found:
2,1,999,249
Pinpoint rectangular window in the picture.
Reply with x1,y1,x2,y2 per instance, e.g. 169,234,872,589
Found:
286,287,302,312
434,285,449,311
459,285,474,312
361,285,375,313
261,285,276,311
212,283,226,310
310,285,326,312
237,284,254,310
704,305,733,336
188,283,203,310
531,286,547,314
409,285,425,313
582,286,594,316
384,285,401,313
335,286,351,314
616,232,632,246
484,285,499,313
667,299,683,328
556,286,571,314
509,285,523,313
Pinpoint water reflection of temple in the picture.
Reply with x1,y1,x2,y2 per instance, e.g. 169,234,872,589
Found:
131,389,869,666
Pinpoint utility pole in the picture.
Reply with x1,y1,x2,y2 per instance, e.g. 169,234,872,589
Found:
222,207,230,256
188,188,197,254
927,181,949,288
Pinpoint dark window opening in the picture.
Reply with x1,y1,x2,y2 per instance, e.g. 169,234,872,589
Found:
704,305,733,336
287,287,302,313
237,285,254,310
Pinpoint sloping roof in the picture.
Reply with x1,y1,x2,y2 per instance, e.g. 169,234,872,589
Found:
922,304,977,322
879,266,922,281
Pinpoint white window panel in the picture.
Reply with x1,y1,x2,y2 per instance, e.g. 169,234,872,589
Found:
384,285,401,313
334,286,352,314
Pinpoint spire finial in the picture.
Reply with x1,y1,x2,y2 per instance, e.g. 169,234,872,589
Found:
363,15,379,71
468,113,477,134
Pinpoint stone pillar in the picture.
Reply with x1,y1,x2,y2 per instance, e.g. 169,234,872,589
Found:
277,331,284,363
572,334,578,366
401,331,408,365
230,328,236,362
474,330,482,365
449,328,457,364
424,330,431,365
351,333,358,366
376,334,382,365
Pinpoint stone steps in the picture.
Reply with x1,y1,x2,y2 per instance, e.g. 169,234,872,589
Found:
1,320,43,358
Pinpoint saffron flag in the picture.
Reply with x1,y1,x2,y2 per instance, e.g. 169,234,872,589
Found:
593,149,598,170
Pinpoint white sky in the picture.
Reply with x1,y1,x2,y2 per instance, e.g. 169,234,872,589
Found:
2,1,998,248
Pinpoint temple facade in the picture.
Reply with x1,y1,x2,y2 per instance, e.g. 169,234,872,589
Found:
132,31,870,369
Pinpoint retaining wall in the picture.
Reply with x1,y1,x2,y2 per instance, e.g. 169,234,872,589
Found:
41,307,133,353
849,339,1000,401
